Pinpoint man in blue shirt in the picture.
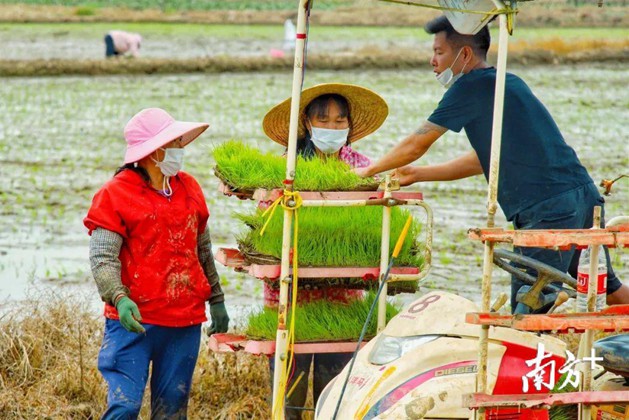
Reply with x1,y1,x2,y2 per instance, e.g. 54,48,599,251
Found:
355,15,628,312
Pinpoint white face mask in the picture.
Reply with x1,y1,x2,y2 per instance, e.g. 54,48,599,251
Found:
310,126,349,154
153,147,185,177
436,48,467,89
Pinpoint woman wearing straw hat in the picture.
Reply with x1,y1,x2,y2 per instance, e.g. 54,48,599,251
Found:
84,108,230,418
263,82,388,169
262,83,388,419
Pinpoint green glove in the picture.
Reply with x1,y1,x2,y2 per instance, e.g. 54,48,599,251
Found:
116,296,145,334
208,302,230,334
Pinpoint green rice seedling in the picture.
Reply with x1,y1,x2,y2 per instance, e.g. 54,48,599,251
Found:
213,140,284,190
74,6,96,16
245,292,401,342
236,206,423,268
259,277,417,295
549,372,578,420
213,140,378,191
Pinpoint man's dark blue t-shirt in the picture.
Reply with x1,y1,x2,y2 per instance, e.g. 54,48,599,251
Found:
428,67,592,221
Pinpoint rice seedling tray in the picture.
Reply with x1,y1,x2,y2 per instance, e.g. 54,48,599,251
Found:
216,247,421,281
216,175,386,201
213,140,382,194
208,333,368,356
209,293,399,354
253,189,423,203
235,206,424,269
217,178,257,200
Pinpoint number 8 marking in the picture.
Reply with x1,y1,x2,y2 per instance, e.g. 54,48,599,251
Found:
408,295,441,313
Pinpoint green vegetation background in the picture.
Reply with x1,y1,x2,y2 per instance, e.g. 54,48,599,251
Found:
0,0,352,11
4,0,625,10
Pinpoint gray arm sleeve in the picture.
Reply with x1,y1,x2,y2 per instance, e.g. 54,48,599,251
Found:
89,227,129,305
198,226,225,305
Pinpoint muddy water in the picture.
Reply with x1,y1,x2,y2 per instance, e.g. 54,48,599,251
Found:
0,23,426,60
1,65,627,321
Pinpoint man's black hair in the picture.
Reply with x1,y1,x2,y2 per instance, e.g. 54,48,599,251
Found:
424,15,491,59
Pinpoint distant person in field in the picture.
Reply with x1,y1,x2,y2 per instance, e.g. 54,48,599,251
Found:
283,18,296,51
104,30,142,58
355,15,629,312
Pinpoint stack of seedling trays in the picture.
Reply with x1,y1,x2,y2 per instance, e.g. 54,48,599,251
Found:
211,141,428,353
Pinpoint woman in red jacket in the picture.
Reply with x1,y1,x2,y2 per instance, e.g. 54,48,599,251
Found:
84,108,229,419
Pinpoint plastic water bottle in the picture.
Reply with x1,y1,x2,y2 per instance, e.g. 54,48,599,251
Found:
576,245,607,312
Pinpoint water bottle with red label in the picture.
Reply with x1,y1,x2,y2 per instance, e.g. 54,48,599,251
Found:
576,245,607,312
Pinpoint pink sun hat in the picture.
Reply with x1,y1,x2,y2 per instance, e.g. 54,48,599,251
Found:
123,108,209,164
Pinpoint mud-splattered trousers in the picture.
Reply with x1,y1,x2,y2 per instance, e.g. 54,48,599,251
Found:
99,320,201,419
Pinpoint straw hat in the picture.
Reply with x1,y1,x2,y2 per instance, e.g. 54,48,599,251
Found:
262,83,388,146
123,108,208,164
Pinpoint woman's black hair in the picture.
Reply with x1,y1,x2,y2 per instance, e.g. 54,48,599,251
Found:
115,163,150,182
296,132,318,159
304,94,349,121
296,94,351,158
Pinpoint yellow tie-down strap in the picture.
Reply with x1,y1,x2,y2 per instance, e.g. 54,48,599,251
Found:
263,190,303,418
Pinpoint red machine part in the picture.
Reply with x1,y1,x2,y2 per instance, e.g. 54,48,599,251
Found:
483,340,567,419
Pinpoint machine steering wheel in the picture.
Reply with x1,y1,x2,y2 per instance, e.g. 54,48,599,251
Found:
493,249,577,312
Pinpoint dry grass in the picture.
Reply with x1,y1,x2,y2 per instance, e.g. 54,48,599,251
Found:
0,292,106,418
510,38,628,55
190,352,270,419
0,292,270,419
1,38,626,77
0,50,433,77
553,329,617,356
506,37,629,64
0,55,292,77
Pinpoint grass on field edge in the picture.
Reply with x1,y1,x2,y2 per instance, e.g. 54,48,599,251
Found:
1,40,626,77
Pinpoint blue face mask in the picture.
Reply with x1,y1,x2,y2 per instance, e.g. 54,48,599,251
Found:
436,48,467,89
310,126,350,154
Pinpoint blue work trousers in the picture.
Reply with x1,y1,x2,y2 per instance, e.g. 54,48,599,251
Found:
98,319,201,419
510,183,621,313
104,34,118,57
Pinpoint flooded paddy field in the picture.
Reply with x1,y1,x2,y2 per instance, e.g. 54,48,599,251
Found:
1,22,427,60
1,64,627,319
1,23,626,61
